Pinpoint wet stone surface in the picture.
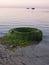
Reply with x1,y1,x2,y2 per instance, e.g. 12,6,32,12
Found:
0,40,49,65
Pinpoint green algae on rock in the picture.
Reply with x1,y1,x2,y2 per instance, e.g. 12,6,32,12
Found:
5,27,42,48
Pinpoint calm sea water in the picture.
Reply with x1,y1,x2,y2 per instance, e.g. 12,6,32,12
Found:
0,8,49,41
0,8,49,65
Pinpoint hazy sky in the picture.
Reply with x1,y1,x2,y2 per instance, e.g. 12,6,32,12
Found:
0,0,49,8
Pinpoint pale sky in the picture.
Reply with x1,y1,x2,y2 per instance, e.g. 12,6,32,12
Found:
0,0,49,8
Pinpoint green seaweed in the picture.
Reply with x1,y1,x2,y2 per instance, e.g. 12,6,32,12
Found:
0,27,42,48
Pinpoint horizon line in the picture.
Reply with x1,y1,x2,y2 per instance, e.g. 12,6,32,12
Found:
0,7,49,9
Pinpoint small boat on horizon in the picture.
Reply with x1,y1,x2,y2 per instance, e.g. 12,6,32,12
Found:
26,8,35,10
31,8,35,10
27,8,29,9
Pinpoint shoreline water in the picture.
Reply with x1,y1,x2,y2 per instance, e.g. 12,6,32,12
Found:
0,8,49,65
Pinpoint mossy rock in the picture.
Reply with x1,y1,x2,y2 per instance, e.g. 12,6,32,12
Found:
1,27,42,48
7,27,42,41
6,27,42,41
0,27,42,48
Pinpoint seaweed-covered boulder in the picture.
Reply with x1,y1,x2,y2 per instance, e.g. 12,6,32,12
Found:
5,27,42,47
7,27,42,41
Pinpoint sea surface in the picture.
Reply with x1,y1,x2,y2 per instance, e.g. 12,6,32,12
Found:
0,8,49,40
0,8,49,42
0,8,49,65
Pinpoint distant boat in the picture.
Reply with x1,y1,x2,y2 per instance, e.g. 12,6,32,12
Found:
27,8,29,9
31,8,35,10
